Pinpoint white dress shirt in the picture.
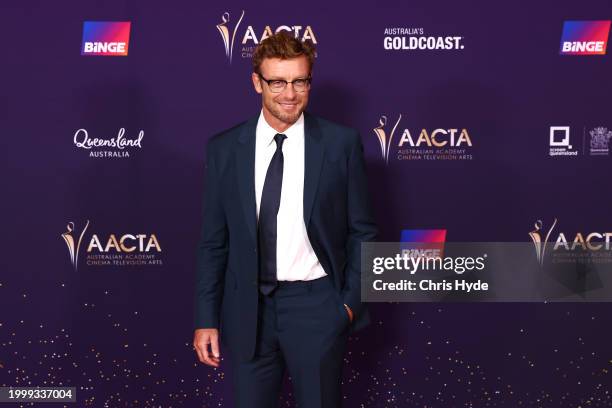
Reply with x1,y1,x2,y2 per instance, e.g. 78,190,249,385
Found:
255,110,327,281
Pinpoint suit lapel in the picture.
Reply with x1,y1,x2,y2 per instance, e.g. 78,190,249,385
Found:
236,115,259,243
303,112,325,228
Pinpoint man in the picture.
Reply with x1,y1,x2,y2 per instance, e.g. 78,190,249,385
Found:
193,32,377,407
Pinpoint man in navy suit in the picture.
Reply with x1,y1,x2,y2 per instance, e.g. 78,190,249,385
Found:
193,32,377,407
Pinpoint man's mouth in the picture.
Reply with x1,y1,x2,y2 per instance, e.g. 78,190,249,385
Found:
278,101,298,110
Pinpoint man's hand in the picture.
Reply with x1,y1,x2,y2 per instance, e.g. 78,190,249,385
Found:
193,328,221,367
343,304,354,323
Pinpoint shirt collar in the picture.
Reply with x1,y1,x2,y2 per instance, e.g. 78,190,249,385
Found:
256,109,304,147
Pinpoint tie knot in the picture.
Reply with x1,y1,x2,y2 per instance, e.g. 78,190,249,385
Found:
274,133,287,150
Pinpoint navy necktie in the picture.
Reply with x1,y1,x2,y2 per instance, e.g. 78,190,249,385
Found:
258,133,287,295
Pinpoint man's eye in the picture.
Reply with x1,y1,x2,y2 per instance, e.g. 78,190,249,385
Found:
294,80,306,86
270,81,285,86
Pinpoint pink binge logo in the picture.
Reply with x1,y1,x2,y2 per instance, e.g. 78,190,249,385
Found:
81,21,131,56
559,20,610,55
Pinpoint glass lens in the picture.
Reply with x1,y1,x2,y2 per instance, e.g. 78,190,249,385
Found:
269,80,286,92
293,79,306,91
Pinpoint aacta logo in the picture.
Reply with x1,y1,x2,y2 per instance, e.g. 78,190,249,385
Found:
529,218,612,265
61,220,90,271
373,114,473,164
216,10,317,63
87,234,161,253
559,20,610,55
528,219,558,265
61,220,162,270
81,21,131,56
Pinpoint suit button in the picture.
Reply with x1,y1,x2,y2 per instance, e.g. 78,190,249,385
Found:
252,280,257,286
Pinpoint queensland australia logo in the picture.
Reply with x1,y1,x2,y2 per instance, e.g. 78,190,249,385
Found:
216,10,318,63
61,220,163,270
559,20,610,55
73,128,143,158
383,26,464,51
373,114,473,164
81,21,131,56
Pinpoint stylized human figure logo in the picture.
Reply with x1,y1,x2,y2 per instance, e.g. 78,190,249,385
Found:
373,114,401,164
61,220,90,270
529,218,557,265
216,11,245,63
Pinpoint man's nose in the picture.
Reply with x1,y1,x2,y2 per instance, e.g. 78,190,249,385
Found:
282,83,297,98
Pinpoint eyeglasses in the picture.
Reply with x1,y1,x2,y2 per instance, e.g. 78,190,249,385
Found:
258,74,312,93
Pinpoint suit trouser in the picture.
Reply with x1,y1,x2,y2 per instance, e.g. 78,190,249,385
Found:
230,275,350,408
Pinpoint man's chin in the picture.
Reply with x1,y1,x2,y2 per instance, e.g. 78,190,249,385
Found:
271,108,303,125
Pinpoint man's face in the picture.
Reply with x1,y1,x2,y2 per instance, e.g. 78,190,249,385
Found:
252,55,311,125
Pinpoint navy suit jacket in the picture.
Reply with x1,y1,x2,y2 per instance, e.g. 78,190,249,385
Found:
194,111,378,362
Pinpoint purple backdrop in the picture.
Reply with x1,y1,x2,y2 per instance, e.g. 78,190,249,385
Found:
2,0,611,406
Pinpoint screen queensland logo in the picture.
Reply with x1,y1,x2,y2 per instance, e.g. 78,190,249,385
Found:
216,10,318,63
548,125,611,157
81,21,131,56
373,114,473,164
61,220,163,270
383,26,464,51
548,126,576,157
559,20,610,55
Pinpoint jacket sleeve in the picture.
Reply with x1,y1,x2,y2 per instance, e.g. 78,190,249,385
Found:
341,131,378,320
193,140,229,329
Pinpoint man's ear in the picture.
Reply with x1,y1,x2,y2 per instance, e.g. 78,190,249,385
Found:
252,72,263,94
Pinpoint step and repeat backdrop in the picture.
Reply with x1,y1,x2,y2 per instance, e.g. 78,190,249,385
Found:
2,0,611,406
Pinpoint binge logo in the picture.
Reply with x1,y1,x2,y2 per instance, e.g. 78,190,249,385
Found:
559,20,610,55
400,229,447,259
81,21,131,56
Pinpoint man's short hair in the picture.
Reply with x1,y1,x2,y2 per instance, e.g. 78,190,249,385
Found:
252,31,316,74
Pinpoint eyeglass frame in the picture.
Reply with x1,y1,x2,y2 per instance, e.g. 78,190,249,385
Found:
257,73,312,93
